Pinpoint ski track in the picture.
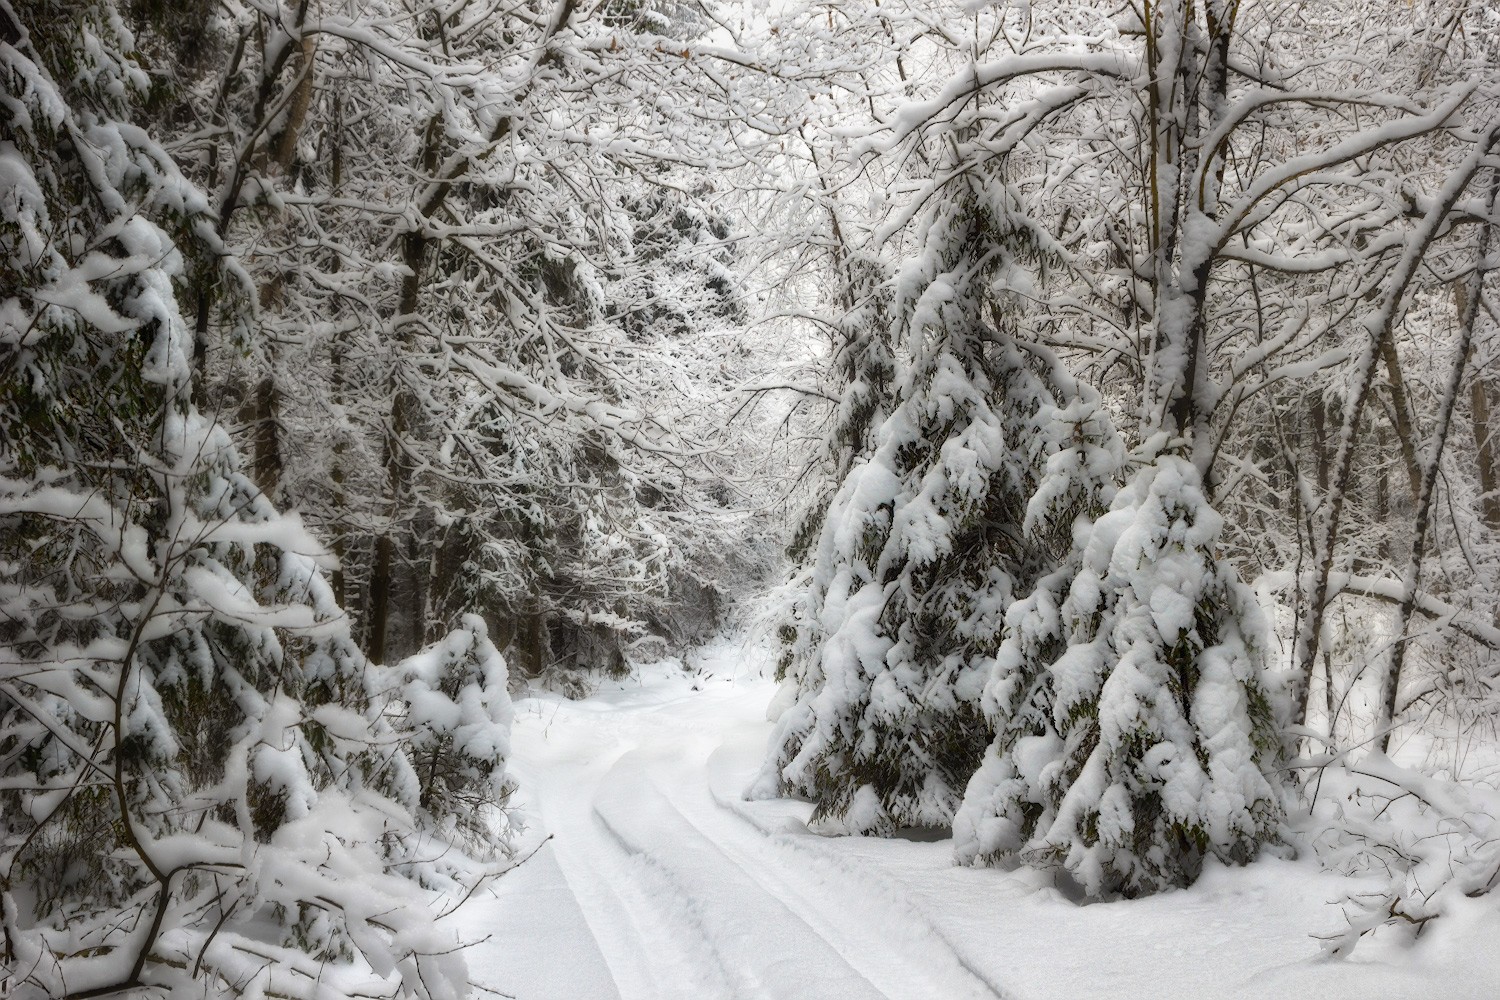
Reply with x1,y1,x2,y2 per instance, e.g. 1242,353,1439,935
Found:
696,764,1007,1000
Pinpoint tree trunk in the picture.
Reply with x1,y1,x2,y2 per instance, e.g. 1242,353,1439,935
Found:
1379,337,1424,501
244,373,282,502
330,337,347,608
1376,423,1391,562
1312,394,1329,493
1322,650,1337,740
272,35,317,173
1378,170,1498,751
1473,379,1500,529
1141,0,1233,463
524,605,546,677
1464,280,1500,531
366,117,442,663
367,536,394,664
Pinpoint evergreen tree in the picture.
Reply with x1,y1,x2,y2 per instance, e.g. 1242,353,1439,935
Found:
754,186,1070,833
774,254,898,685
955,452,1285,897
0,5,508,993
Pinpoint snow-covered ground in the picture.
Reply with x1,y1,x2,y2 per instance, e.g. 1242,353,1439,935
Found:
458,638,1500,1000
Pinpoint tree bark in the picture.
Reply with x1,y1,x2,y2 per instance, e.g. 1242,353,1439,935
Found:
272,35,317,173
1312,394,1329,492
330,336,347,608
1472,378,1499,529
1379,337,1424,501
243,373,282,501
367,534,394,664
1376,422,1391,562
525,605,546,677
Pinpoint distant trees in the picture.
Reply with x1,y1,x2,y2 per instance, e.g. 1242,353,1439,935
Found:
156,0,774,673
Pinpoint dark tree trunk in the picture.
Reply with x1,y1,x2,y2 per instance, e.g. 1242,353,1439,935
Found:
1463,284,1500,531
367,534,394,664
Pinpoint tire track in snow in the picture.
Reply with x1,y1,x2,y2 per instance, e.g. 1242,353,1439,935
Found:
593,753,890,1000
672,754,1008,1000
508,661,1015,1000
507,717,729,1000
702,783,1013,1000
696,735,1015,1000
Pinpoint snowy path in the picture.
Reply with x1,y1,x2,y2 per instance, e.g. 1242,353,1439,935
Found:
459,640,1499,1000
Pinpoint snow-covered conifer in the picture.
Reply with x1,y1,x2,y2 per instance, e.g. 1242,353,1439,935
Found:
774,255,898,685
956,452,1285,897
0,6,509,993
400,615,516,851
756,186,1070,833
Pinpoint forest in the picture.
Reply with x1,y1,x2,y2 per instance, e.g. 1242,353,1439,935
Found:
1,0,1498,996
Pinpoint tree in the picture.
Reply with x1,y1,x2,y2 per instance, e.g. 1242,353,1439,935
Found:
763,0,1500,896
0,5,509,994
955,453,1284,898
755,182,1077,833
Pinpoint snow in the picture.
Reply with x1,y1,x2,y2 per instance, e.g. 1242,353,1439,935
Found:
456,637,1500,1000
459,844,622,1000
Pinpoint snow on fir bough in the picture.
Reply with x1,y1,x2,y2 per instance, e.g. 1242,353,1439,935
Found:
760,157,1289,898
754,189,1068,835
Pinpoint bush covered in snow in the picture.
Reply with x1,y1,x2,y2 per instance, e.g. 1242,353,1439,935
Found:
1304,754,1500,956
400,615,517,852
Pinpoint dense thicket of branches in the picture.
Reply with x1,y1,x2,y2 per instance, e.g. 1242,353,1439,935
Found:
161,0,779,674
1,3,519,996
